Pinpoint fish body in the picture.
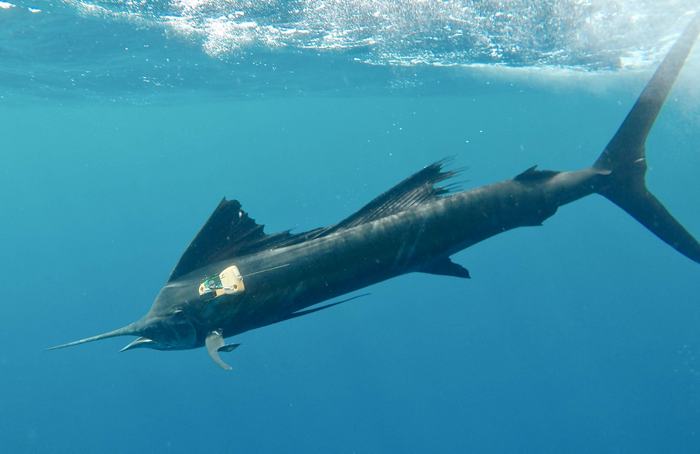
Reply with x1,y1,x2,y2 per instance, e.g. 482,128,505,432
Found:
47,14,700,370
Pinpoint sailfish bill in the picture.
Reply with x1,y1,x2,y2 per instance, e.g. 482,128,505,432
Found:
45,324,139,351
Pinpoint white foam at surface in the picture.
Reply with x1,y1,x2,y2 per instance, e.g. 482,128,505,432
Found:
47,0,698,69
1,0,698,102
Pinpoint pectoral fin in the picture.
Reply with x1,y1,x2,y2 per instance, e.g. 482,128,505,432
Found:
205,330,240,371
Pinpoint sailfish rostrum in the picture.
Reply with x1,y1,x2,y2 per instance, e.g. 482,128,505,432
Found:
48,14,700,370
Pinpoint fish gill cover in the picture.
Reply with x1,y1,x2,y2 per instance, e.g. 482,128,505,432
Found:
0,0,698,100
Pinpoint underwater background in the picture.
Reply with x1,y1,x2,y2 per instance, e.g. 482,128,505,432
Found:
2,1,700,453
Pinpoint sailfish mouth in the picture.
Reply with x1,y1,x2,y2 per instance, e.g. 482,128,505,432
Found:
118,337,154,352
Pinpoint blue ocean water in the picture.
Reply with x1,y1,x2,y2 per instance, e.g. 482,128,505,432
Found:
2,1,700,453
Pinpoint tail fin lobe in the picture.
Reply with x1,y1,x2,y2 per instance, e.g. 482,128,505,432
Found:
595,13,700,173
599,162,700,264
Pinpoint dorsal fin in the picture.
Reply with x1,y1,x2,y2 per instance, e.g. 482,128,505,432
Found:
168,159,462,282
319,158,463,236
167,198,299,282
514,165,560,183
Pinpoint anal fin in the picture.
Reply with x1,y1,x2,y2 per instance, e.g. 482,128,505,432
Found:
419,258,470,279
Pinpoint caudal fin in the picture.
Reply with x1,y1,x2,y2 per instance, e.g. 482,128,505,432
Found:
594,13,700,264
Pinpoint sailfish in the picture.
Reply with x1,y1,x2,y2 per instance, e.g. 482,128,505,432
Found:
48,14,700,370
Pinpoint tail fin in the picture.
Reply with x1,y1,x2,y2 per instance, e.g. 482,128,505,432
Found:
594,13,700,264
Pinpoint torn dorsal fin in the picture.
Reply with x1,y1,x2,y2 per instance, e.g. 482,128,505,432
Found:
321,158,463,235
168,198,299,282
418,257,470,279
514,165,560,183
